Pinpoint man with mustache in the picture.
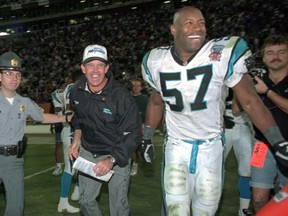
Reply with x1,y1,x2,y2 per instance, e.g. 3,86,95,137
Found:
250,34,288,213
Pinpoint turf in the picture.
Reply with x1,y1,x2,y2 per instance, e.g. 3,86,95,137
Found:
0,133,242,215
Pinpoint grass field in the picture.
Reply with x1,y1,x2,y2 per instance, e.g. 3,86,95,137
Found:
0,130,242,216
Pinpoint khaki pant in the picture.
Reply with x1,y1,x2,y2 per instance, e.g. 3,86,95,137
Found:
78,147,131,216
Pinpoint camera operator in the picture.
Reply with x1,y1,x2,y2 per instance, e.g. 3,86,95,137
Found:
250,34,288,213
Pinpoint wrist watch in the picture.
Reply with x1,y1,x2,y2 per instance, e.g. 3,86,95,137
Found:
264,88,270,97
107,155,116,164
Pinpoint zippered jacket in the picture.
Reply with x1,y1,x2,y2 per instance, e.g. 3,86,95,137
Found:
70,72,142,167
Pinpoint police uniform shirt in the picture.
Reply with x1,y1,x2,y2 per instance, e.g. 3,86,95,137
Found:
0,91,44,145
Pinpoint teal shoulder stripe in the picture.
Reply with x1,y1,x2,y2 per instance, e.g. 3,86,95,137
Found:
142,51,155,85
67,84,74,93
52,93,61,103
225,38,249,80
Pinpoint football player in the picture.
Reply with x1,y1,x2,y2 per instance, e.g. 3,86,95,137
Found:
141,6,288,216
224,89,254,216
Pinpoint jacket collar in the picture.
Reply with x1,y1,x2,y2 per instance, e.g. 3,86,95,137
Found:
77,70,114,95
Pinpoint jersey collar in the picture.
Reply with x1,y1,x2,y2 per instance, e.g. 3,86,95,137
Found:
170,40,208,66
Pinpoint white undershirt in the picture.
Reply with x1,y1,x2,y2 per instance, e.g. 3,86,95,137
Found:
6,97,14,105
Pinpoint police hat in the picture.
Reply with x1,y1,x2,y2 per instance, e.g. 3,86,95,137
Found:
0,51,23,71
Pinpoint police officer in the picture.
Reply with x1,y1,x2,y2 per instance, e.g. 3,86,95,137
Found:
0,51,71,216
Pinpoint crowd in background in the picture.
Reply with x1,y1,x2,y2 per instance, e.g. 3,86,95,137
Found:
0,0,27,7
0,0,287,103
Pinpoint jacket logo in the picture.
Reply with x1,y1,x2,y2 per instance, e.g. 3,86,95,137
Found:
103,108,112,115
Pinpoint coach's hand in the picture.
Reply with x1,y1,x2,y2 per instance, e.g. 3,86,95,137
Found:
141,139,154,163
274,141,288,167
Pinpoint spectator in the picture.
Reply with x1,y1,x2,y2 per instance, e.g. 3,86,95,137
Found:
250,34,288,213
130,77,148,176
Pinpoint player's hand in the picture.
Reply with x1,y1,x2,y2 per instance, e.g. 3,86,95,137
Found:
140,139,154,163
274,141,288,167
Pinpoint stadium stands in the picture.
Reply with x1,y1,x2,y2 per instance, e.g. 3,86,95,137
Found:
0,0,287,103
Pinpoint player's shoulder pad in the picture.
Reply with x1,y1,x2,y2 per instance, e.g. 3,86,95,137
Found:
65,83,75,92
211,36,250,57
211,35,246,44
56,89,64,93
142,46,171,63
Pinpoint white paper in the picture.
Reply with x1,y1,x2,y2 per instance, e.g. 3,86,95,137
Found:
73,156,114,182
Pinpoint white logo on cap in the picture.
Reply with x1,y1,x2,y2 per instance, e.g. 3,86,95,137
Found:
83,45,108,63
87,47,105,55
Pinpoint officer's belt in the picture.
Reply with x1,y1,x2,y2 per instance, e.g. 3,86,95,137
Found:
0,145,18,156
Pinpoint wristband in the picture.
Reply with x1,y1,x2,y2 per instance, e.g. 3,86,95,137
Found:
65,115,69,123
143,125,155,139
65,112,73,123
263,126,285,146
264,88,270,97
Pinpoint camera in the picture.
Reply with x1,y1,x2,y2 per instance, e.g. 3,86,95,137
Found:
249,68,266,84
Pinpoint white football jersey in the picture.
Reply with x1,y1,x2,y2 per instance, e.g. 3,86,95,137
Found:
63,83,75,112
225,101,251,124
142,36,252,140
51,89,65,114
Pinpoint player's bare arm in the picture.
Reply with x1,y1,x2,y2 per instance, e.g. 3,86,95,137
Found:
145,90,165,129
231,94,243,115
233,74,288,167
232,74,276,133
141,90,165,163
